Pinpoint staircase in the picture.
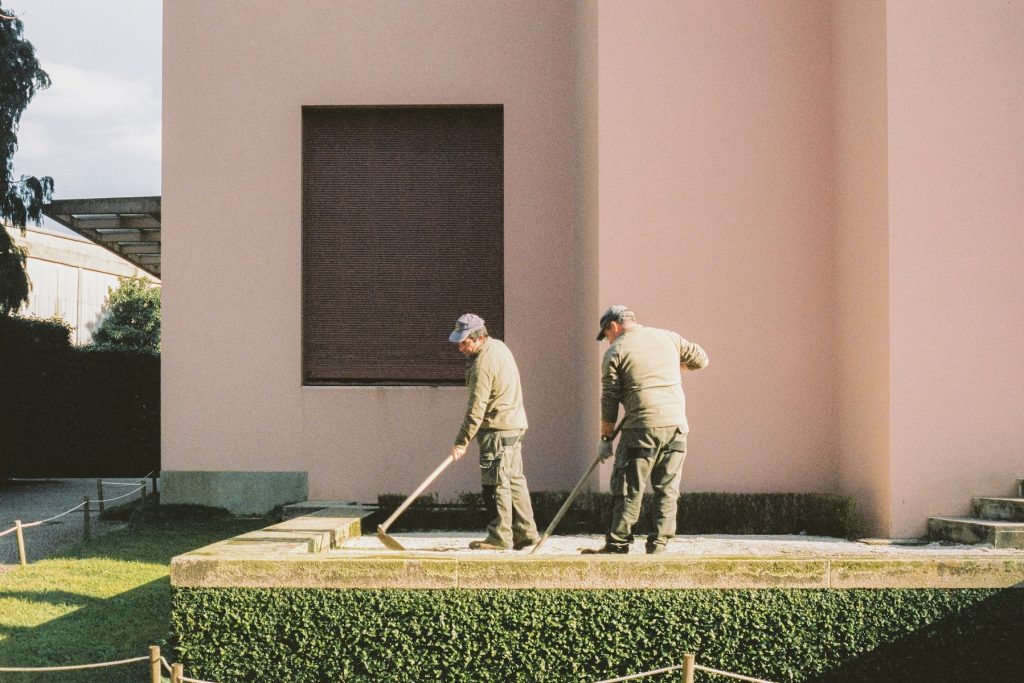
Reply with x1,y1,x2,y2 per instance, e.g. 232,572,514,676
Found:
927,479,1024,549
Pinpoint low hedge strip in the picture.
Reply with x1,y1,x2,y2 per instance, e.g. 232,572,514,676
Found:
376,491,857,538
172,587,1024,682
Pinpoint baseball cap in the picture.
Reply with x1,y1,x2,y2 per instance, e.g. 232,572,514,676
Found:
449,313,485,343
596,305,634,341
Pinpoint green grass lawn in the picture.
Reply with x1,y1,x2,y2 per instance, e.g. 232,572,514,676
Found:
0,506,265,682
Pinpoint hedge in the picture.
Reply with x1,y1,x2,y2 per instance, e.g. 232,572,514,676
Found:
376,491,858,538
0,317,159,477
172,587,1024,682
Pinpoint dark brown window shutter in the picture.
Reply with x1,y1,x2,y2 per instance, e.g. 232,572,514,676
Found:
302,106,504,384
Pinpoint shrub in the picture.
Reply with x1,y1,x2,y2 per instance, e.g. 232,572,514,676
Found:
171,587,1024,682
374,490,858,538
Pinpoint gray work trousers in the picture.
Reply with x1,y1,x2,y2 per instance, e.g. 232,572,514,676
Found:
607,426,687,549
478,429,539,548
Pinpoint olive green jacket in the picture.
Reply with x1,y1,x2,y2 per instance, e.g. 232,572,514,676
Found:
455,338,528,447
601,325,708,430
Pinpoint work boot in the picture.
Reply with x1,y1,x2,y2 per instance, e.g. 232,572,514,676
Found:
513,537,539,551
645,541,666,555
580,544,629,555
469,540,510,550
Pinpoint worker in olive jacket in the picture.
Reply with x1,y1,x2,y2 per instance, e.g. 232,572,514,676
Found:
449,313,540,551
583,305,709,555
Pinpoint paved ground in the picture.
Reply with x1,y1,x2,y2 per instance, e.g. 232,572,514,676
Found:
343,530,1024,557
0,478,152,567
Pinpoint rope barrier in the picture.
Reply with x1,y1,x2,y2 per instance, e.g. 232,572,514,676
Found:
2,500,88,532
591,663,687,682
590,658,777,683
181,674,222,683
0,644,770,682
102,472,155,486
93,484,147,505
0,655,148,672
695,664,776,683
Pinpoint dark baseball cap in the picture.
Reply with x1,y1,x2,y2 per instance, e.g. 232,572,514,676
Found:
596,305,633,341
449,313,485,343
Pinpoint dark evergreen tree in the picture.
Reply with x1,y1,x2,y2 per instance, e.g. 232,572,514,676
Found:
1,6,53,316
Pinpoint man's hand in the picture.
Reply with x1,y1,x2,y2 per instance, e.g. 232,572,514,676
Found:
600,421,616,439
597,439,614,462
450,444,467,461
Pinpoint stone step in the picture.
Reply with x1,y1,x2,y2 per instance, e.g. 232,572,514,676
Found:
215,504,376,554
927,516,1024,549
972,497,1024,522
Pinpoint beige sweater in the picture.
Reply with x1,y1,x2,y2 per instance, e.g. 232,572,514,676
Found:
601,325,708,430
455,338,528,447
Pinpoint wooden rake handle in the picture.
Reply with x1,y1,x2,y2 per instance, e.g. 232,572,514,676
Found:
378,454,455,534
531,420,624,554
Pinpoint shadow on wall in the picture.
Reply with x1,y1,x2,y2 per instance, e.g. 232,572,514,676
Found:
810,588,1024,682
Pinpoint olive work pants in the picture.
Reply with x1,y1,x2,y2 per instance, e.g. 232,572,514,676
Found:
478,429,539,548
607,426,687,550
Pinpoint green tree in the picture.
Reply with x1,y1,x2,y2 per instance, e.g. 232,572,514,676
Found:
1,6,53,316
92,276,161,352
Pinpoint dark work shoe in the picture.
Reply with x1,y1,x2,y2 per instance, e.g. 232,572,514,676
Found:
513,537,540,551
645,542,666,555
581,544,629,555
469,540,510,550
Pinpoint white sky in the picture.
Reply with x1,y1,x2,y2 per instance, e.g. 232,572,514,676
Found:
9,0,162,231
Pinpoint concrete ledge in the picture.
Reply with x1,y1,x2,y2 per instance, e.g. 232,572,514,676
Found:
170,551,1024,590
160,471,308,515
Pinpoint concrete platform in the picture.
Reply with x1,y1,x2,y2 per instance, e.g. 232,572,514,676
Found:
171,510,1024,590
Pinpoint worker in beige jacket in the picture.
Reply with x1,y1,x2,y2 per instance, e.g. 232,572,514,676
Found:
583,305,709,555
449,313,540,550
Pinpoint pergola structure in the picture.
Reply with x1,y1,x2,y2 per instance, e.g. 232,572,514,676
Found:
42,196,161,278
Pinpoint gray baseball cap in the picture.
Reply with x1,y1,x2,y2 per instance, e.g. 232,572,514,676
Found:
596,305,634,341
449,313,485,343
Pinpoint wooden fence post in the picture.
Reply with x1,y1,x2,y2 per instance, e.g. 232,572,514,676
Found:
96,479,105,513
149,645,161,683
172,662,184,683
82,497,91,541
14,520,27,566
681,653,695,683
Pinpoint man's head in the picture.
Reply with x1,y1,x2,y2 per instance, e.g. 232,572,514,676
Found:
449,313,489,356
596,305,636,343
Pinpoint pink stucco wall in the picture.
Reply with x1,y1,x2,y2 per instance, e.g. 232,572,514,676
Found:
595,2,839,494
886,0,1024,536
832,0,891,534
163,1,587,501
164,1,1023,536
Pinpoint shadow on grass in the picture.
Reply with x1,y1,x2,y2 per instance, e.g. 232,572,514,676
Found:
809,588,1024,683
0,507,266,682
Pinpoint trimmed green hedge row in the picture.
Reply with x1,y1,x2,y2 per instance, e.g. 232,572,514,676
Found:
376,491,857,538
172,587,1024,682
0,320,159,477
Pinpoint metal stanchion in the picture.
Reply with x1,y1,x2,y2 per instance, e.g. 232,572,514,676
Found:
82,497,91,541
97,479,105,513
14,520,27,566
149,645,161,683
151,473,158,496
139,482,147,504
681,653,695,683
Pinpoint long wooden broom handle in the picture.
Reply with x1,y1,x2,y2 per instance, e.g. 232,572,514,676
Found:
378,454,456,533
531,420,624,554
